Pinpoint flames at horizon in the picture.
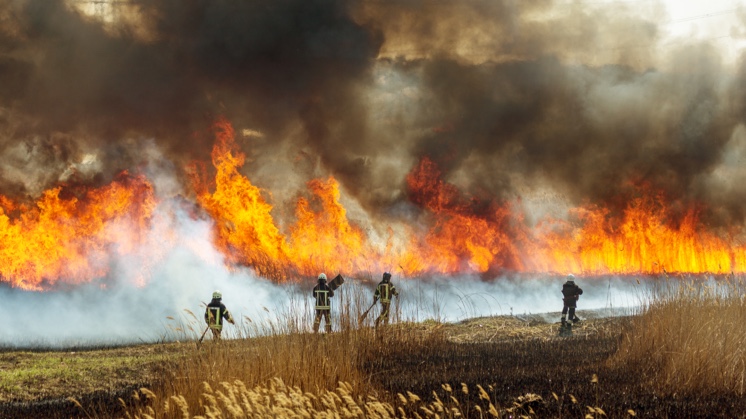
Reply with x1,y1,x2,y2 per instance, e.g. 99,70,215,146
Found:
2,119,745,290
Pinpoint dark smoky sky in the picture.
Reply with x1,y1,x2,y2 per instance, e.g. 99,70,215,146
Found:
0,0,744,227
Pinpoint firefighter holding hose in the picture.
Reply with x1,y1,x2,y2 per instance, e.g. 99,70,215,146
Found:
204,290,235,340
374,272,399,329
560,274,583,327
312,273,334,333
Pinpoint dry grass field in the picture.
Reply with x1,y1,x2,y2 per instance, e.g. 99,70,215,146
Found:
2,278,746,418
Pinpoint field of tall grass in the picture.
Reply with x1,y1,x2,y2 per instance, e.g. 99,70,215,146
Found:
612,276,746,397
116,280,540,418
69,275,746,418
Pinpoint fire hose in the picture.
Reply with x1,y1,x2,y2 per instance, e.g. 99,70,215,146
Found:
358,301,376,323
198,325,210,345
197,300,211,347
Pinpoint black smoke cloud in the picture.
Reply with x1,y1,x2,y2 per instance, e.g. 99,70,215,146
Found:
0,0,382,197
352,0,744,226
0,0,744,227
405,50,736,212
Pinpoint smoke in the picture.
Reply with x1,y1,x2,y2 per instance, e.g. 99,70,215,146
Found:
0,195,284,347
0,0,382,200
0,0,741,214
394,274,642,322
346,0,744,220
0,273,641,348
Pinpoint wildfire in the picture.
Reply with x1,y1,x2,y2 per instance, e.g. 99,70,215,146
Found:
401,157,746,276
527,194,746,275
191,119,291,278
191,118,386,279
288,178,369,275
194,121,746,279
0,172,156,290
4,118,746,290
400,157,524,275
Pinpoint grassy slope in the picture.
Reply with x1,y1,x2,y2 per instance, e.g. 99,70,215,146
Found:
0,343,184,403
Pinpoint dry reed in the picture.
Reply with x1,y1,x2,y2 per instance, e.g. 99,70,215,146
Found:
122,377,551,418
613,276,746,396
111,276,615,418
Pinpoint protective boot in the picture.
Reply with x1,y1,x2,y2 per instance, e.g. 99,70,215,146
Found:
559,317,573,337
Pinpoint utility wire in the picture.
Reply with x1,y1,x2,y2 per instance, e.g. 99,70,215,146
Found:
666,9,740,24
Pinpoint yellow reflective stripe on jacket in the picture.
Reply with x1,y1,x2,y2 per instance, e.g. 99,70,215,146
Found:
315,290,330,309
377,283,391,303
208,307,223,329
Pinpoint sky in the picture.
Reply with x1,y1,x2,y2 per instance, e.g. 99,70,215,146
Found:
662,0,746,60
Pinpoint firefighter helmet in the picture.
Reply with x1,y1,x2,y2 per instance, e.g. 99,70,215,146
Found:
382,272,391,281
566,273,575,283
212,290,222,299
318,273,327,281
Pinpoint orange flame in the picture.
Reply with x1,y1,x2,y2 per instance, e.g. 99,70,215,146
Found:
402,158,746,276
6,118,746,289
191,118,388,279
190,119,290,278
288,178,369,274
527,193,746,275
194,120,746,279
400,157,523,275
0,172,156,290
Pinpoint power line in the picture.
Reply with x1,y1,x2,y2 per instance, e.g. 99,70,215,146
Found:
666,9,740,24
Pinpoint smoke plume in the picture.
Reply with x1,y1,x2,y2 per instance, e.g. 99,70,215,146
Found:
0,0,741,215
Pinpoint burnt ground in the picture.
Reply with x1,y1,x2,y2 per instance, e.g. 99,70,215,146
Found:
363,316,746,418
0,387,135,419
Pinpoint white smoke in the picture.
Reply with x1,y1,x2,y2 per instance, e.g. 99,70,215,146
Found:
0,200,286,347
393,274,644,323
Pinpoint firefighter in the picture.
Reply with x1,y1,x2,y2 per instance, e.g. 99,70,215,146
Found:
560,274,583,326
374,272,399,328
204,290,235,340
312,273,334,333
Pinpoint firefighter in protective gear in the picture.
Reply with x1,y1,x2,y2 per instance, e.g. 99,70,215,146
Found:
204,290,235,340
312,273,334,333
560,274,583,326
374,272,399,328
